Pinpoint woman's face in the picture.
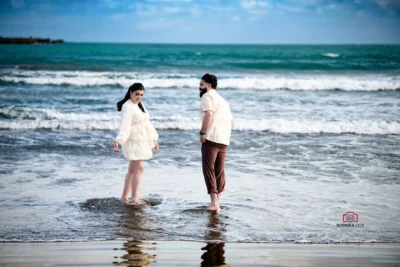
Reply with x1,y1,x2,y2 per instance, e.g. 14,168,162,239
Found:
130,90,144,104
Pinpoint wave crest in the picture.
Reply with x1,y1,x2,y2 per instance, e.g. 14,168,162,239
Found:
1,107,399,135
323,53,340,58
1,70,399,91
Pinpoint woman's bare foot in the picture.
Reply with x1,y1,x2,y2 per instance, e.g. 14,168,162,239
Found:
206,205,221,212
120,197,130,203
130,197,144,205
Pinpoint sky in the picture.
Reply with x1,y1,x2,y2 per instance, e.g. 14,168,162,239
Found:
0,0,399,44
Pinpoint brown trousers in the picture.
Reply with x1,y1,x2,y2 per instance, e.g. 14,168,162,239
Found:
201,140,228,194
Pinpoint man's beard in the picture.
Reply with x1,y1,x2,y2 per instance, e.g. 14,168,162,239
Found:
199,88,207,98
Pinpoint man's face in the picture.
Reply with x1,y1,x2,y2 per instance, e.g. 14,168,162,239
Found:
199,79,209,98
199,79,209,91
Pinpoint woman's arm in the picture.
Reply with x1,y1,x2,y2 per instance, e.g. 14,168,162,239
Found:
147,121,159,141
146,121,159,151
114,104,133,147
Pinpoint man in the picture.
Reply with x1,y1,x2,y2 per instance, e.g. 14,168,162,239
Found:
199,73,234,212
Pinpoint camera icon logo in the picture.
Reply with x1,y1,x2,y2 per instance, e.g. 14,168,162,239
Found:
342,211,358,223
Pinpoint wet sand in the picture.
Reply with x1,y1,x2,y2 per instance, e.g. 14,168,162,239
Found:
0,241,399,267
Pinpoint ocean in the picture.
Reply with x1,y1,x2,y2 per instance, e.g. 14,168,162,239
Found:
0,43,399,243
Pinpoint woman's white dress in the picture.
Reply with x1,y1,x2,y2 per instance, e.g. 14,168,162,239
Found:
114,99,158,161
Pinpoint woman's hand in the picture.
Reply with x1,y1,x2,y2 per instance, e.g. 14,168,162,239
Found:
153,141,159,152
113,141,120,152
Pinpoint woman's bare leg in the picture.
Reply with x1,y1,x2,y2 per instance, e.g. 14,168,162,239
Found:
120,161,135,202
131,160,144,204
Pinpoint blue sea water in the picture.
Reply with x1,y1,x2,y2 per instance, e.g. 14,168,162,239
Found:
0,44,399,243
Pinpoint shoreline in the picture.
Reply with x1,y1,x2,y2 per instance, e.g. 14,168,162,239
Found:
1,240,399,267
0,240,398,244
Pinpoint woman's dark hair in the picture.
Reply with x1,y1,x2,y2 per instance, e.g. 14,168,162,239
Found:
117,83,146,113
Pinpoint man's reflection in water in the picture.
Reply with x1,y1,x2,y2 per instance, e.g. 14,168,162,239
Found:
201,212,229,267
112,240,157,267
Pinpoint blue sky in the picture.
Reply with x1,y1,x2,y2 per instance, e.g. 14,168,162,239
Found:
0,0,399,44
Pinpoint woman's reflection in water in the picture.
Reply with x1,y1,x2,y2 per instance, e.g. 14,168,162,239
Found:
113,205,157,266
112,240,157,267
117,203,148,240
201,212,229,267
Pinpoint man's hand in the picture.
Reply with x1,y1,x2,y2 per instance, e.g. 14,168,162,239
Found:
200,110,213,144
113,141,120,152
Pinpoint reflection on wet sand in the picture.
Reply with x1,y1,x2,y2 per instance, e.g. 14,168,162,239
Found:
201,212,229,267
201,243,228,267
112,241,157,267
117,203,146,239
112,197,159,266
203,212,227,241
116,196,162,240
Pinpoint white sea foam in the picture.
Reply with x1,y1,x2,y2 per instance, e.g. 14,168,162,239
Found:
1,107,399,134
323,53,340,58
1,70,399,91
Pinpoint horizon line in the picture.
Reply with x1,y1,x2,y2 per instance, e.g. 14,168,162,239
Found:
47,41,400,45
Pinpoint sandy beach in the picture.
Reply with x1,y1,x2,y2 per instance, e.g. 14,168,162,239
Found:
0,241,399,267
1,0,400,265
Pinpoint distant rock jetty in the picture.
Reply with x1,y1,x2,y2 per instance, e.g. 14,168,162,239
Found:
0,37,65,44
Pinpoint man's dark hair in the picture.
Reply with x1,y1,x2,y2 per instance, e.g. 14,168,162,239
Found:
202,73,218,89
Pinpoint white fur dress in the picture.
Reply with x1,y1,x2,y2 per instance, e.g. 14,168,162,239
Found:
114,99,158,161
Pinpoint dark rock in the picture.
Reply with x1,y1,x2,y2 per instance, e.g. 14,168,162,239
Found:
0,36,65,44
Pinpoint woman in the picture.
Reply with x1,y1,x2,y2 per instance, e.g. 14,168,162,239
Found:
113,83,159,205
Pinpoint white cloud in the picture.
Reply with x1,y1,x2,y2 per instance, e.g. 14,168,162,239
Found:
11,0,25,9
189,7,202,17
240,0,269,19
375,0,400,8
162,7,182,14
241,0,268,10
136,17,178,30
281,0,320,6
327,3,336,9
135,3,186,16
210,6,236,12
356,9,367,17
278,4,305,13
147,0,192,2
376,0,390,8
135,3,158,16
102,0,119,9
111,13,131,21
232,16,241,22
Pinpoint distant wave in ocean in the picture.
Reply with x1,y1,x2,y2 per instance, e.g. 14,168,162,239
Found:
1,70,399,91
1,107,399,135
323,53,341,58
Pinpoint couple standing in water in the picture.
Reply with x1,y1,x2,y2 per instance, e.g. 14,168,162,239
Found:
113,74,234,212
